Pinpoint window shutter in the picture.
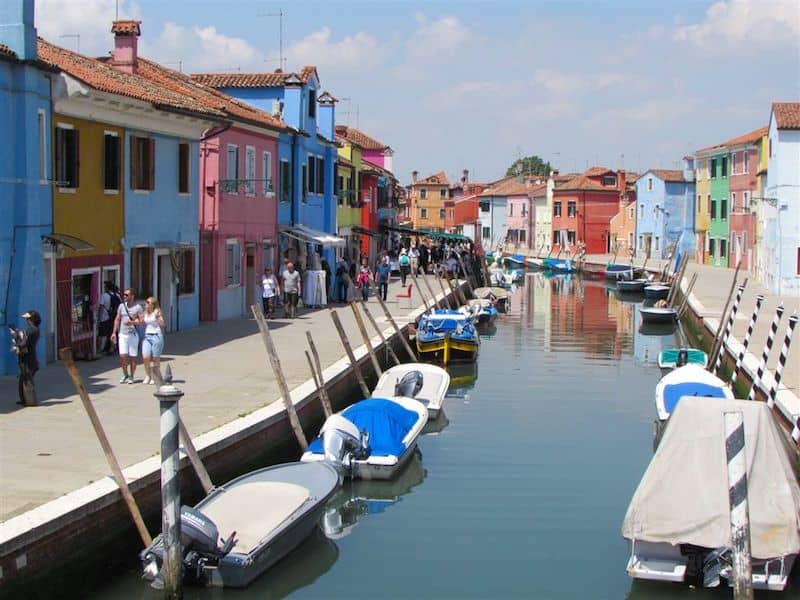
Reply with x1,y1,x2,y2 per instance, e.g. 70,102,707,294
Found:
130,137,138,189
73,129,80,188
148,138,155,190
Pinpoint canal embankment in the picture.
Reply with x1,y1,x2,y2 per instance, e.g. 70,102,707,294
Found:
0,274,464,594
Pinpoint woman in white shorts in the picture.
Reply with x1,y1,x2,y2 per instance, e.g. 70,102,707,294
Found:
141,297,166,384
110,288,144,384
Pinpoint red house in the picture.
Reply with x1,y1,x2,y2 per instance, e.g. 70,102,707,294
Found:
726,126,766,271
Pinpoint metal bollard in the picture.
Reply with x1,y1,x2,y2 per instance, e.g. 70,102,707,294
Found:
155,384,184,598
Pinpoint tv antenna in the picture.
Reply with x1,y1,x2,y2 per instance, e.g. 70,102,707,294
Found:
264,9,285,70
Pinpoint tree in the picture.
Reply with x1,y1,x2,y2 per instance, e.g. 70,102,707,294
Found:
505,155,552,178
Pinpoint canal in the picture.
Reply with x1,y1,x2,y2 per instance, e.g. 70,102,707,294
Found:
91,273,782,599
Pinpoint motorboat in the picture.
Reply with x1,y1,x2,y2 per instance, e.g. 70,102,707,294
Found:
301,394,428,480
604,263,636,280
643,283,670,300
489,268,523,287
640,306,678,324
465,298,498,325
473,287,510,313
502,254,526,268
525,256,544,270
544,257,576,273
654,363,733,422
657,347,708,370
416,309,480,365
617,279,647,294
623,397,800,591
140,461,340,589
371,363,450,419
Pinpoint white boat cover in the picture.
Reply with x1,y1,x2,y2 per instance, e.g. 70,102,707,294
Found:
622,396,800,559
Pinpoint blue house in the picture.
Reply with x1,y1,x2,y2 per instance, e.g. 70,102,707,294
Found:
0,0,55,374
634,160,696,261
192,68,343,269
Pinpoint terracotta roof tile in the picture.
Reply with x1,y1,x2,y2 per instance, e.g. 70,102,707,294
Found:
0,44,18,59
723,126,768,147
335,125,388,151
37,38,225,120
555,174,610,192
640,169,686,183
773,102,800,130
416,171,449,185
584,165,613,176
480,176,529,197
110,20,141,35
192,66,318,89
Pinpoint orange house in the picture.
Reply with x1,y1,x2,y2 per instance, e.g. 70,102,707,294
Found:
408,170,449,231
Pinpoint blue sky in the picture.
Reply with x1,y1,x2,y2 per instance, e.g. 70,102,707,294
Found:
36,0,799,184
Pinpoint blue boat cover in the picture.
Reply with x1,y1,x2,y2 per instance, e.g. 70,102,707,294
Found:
663,382,728,415
309,398,419,458
418,312,477,343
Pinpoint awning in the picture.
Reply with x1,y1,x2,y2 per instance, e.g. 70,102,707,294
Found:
352,225,381,237
280,224,345,248
41,233,94,251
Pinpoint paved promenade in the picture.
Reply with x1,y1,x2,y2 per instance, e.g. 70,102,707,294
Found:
0,275,436,522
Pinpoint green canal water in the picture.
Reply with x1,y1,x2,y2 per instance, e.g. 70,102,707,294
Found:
91,273,794,599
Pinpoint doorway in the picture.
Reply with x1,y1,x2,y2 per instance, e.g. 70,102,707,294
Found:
244,243,256,315
156,252,173,331
43,254,55,363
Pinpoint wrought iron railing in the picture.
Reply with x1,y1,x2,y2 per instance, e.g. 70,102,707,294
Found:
219,178,273,194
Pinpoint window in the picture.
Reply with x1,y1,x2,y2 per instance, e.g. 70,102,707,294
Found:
655,237,660,252
522,204,527,217
731,152,737,175
720,198,727,220
419,188,427,199
731,192,737,212
225,240,241,286
711,199,717,219
440,188,447,198
420,207,428,219
629,232,634,248
743,191,750,210
567,231,576,245
308,89,316,118
439,208,445,219
480,201,489,212
721,156,728,177
567,201,576,217
710,158,717,178
131,136,155,190
178,142,190,194
301,163,308,201
697,195,701,213
280,160,291,202
707,195,712,216
509,204,514,217
553,202,562,217
629,205,634,219
638,235,643,250
720,238,727,259
103,132,121,191
483,226,490,239
175,248,195,294
55,124,79,188
316,156,325,195
744,152,749,174
37,110,47,181
245,146,256,195
647,177,653,191
262,151,273,195
131,247,154,299
519,229,527,243
639,204,644,220
307,154,316,194
226,145,239,193
602,174,617,186
336,174,344,204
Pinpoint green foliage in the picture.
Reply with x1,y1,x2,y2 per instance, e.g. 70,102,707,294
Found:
505,155,552,177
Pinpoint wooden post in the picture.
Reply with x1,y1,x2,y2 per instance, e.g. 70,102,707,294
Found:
306,331,333,417
724,411,754,600
373,291,417,361
447,268,468,306
250,305,308,450
305,350,332,419
675,273,697,320
59,348,152,547
713,283,747,376
707,269,745,370
481,256,491,288
421,271,440,310
748,304,785,404
359,300,402,366
151,367,213,495
330,309,371,398
455,252,475,296
436,274,453,309
730,295,765,390
350,301,383,378
666,254,688,306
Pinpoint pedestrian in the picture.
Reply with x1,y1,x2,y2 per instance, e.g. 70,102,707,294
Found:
376,255,391,301
141,297,166,385
335,256,349,303
97,281,121,355
410,245,420,275
321,258,332,301
419,244,429,274
110,288,144,384
281,261,302,318
398,248,410,285
261,267,279,318
357,258,372,301
10,309,40,406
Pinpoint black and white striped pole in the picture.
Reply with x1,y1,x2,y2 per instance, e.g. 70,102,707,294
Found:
766,315,797,409
747,304,784,403
155,384,184,598
730,295,764,391
724,410,753,599
713,284,745,376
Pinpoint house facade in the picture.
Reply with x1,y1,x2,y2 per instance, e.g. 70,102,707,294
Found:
694,156,712,264
0,0,55,374
408,171,449,231
694,142,731,267
726,127,765,271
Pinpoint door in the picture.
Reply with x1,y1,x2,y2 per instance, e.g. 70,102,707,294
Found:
244,244,256,315
157,253,173,331
644,235,652,259
43,255,55,363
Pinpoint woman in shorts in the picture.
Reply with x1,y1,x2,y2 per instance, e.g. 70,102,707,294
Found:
141,297,166,385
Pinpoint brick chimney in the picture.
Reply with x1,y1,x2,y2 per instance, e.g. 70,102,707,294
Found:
0,0,37,61
462,169,469,183
110,20,141,74
411,170,418,183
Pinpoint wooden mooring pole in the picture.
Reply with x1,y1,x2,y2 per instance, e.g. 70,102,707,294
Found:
712,282,747,376
359,300,402,366
306,331,333,418
706,266,743,369
350,301,383,378
372,289,417,362
250,305,308,450
330,309,371,398
455,252,475,296
60,348,153,547
730,295,765,391
724,411,754,600
437,274,453,310
675,273,697,319
748,304,785,404
421,271,441,310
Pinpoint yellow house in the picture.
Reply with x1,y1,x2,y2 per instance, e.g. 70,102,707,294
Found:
335,138,363,265
694,156,711,263
409,171,449,231
753,132,769,282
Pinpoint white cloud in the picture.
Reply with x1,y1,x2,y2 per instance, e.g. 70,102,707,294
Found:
36,0,141,56
533,69,626,96
674,0,800,46
285,26,385,72
407,13,469,58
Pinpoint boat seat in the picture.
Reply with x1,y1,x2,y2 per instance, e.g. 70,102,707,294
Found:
202,481,310,554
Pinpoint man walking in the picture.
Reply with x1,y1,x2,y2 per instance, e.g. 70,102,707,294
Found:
10,310,40,406
281,261,302,318
110,288,144,383
376,255,391,301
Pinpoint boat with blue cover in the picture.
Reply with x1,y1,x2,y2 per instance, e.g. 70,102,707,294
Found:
416,309,480,365
543,257,576,273
301,395,428,480
654,363,733,422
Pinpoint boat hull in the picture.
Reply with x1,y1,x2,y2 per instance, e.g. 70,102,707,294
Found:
643,284,670,300
417,335,479,365
640,307,677,324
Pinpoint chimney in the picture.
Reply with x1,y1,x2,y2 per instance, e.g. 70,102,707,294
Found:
316,91,337,142
462,169,469,183
111,20,141,74
0,0,37,61
411,170,418,183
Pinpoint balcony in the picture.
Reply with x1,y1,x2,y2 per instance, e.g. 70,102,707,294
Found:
218,178,273,195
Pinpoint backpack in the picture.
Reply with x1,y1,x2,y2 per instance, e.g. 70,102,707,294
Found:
108,292,122,321
399,255,409,266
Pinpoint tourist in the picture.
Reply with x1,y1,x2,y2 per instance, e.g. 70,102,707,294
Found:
376,255,391,301
335,256,349,303
398,248,411,285
97,281,121,355
261,267,279,318
141,297,166,385
357,257,372,301
110,288,144,384
410,245,420,275
281,262,302,318
10,309,40,406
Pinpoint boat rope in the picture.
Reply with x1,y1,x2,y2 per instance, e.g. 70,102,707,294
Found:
729,294,764,391
747,304,784,403
713,284,745,376
766,314,797,409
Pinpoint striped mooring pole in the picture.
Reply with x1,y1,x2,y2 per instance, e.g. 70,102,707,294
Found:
724,411,754,599
748,304,784,403
730,295,764,391
766,315,798,408
156,384,184,599
713,284,746,376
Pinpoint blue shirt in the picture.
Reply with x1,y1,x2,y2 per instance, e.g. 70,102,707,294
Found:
377,263,391,283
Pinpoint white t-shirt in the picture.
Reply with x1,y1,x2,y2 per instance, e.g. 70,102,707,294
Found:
262,274,278,298
119,302,144,334
143,310,163,334
98,292,112,322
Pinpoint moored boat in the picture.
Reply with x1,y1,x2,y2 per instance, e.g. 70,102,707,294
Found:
371,363,450,419
502,254,526,268
640,306,678,324
473,287,510,313
465,298,498,325
654,363,733,422
643,283,670,300
140,461,340,589
657,347,708,370
616,279,646,294
416,309,479,365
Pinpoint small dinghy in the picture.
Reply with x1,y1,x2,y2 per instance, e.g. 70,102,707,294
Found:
473,287,510,313
654,363,733,422
301,396,428,480
617,279,647,294
640,306,678,324
502,254,526,268
416,309,480,365
465,298,498,325
371,363,450,419
643,283,670,300
140,461,340,589
657,347,708,370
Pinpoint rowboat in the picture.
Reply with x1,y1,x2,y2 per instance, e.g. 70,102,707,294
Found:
473,287,510,313
643,283,670,300
416,309,479,365
502,254,526,268
617,279,647,294
640,306,678,324
657,348,708,370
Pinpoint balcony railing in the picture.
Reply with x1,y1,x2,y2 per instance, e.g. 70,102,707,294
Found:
219,178,273,195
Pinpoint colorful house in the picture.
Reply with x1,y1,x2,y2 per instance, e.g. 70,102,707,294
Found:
633,161,696,261
477,176,515,251
693,155,712,263
694,142,731,267
408,171,449,232
0,0,55,374
38,23,224,359
726,127,766,271
334,152,362,266
753,130,770,284
764,102,800,295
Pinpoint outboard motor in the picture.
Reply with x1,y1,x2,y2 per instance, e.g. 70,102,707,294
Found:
395,370,424,399
676,348,689,368
320,414,370,476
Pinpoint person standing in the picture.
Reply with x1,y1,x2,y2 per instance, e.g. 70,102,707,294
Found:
410,245,420,275
376,255,391,301
110,288,144,384
357,257,372,301
10,310,40,406
398,248,410,285
335,256,349,303
281,261,302,318
97,282,121,355
261,267,279,318
141,297,166,385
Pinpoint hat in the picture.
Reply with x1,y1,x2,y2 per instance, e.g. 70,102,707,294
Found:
22,310,41,326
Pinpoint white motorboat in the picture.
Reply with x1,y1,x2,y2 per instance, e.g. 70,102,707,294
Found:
371,363,450,419
623,397,800,591
654,363,733,422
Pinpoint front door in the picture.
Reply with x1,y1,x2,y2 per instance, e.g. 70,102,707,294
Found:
157,253,173,331
244,243,256,315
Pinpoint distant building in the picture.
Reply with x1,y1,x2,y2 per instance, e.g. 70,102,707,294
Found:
726,127,766,271
408,171,449,232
